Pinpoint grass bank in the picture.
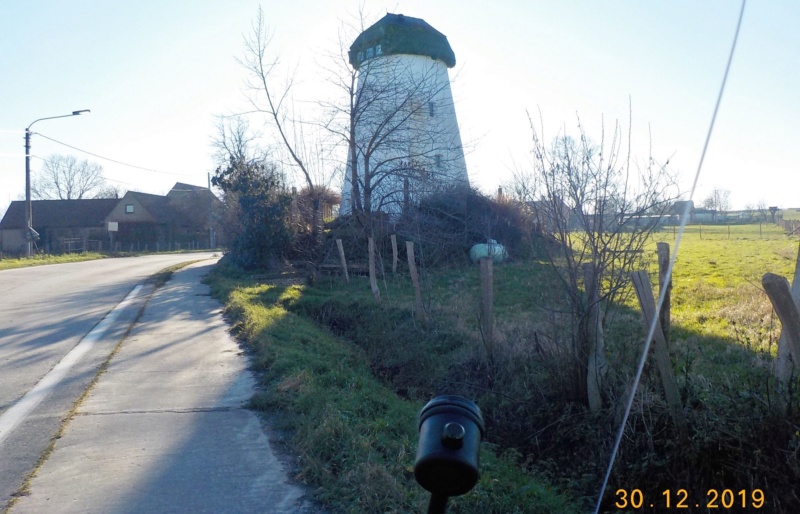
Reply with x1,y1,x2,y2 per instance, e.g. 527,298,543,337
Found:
206,223,799,512
0,252,106,271
204,265,579,513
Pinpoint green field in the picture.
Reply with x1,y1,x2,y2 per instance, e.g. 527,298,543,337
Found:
653,223,796,347
781,208,800,220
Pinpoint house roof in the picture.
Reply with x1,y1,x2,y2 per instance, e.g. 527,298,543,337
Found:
119,185,220,227
670,200,695,215
349,13,456,69
0,183,219,232
123,191,177,222
168,182,209,195
0,199,119,230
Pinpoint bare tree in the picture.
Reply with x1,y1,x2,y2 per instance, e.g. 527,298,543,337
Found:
94,183,123,199
32,154,108,200
211,115,264,167
522,111,679,409
743,202,753,215
702,187,732,220
756,198,769,222
237,7,333,242
504,165,539,205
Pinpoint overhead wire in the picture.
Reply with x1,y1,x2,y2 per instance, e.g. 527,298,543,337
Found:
29,155,138,188
33,132,198,177
592,1,748,512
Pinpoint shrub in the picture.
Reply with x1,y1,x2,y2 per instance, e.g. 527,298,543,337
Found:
399,186,535,267
211,158,293,269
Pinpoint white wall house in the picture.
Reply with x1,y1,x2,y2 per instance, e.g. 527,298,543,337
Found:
340,13,469,215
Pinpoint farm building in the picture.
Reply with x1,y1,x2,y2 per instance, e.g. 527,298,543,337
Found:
0,198,118,254
0,183,222,255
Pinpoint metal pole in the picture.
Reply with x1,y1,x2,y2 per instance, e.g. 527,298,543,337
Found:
22,110,90,257
427,494,448,514
24,128,32,256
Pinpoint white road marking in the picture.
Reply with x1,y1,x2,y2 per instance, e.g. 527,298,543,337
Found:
0,285,143,447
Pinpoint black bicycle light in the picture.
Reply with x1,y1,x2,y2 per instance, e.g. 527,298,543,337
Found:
414,395,485,513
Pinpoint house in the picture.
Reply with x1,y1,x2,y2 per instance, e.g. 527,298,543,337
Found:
0,198,118,254
692,209,718,223
107,184,223,250
0,183,223,255
528,199,574,233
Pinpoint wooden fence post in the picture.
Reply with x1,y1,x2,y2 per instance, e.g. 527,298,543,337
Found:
405,241,427,325
336,239,349,283
631,271,686,432
480,258,495,361
368,237,381,302
762,273,800,383
391,234,398,273
583,263,607,413
657,242,672,346
774,243,800,386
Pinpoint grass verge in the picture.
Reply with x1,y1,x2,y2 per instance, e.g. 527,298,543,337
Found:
0,252,107,271
205,264,580,513
204,224,800,512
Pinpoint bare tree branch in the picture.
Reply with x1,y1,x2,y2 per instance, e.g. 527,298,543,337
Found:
518,110,680,406
238,7,316,193
32,154,108,200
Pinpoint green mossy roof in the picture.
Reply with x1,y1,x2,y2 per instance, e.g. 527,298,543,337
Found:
349,13,456,69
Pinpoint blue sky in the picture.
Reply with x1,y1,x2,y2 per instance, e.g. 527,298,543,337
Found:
1,1,797,216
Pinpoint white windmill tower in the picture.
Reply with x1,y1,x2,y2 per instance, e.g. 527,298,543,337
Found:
340,13,469,215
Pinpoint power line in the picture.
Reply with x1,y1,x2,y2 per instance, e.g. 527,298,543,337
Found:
593,1,747,512
33,132,197,177
30,155,211,191
30,155,139,188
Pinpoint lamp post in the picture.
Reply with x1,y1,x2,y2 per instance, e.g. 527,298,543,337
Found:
24,109,90,256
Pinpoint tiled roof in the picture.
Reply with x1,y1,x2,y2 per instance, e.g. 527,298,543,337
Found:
0,199,118,230
123,192,178,222
0,183,219,231
168,182,208,194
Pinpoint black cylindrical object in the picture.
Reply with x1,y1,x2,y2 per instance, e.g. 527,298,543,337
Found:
414,395,485,497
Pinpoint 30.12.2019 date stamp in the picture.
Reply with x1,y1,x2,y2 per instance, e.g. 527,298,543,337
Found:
615,488,765,510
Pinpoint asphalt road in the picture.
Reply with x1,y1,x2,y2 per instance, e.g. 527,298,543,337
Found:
0,253,216,509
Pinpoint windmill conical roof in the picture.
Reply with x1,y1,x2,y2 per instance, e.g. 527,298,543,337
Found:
349,13,456,69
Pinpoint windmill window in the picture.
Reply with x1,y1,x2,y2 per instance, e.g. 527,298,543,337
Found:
366,47,374,59
375,44,382,55
435,154,443,169
125,204,134,214
429,101,435,117
357,51,364,62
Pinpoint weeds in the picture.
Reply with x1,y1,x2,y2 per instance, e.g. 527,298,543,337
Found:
205,263,580,513
206,223,800,512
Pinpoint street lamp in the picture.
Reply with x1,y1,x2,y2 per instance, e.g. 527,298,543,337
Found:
24,109,90,256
